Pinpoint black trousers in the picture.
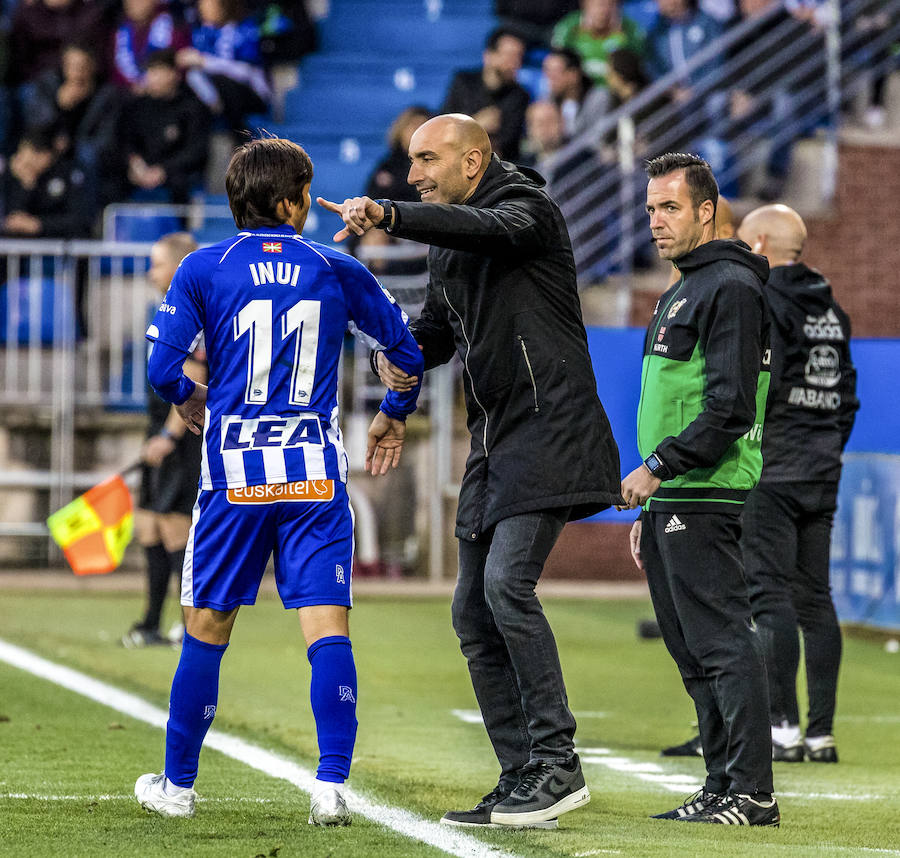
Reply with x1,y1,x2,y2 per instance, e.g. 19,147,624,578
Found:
743,481,842,737
452,509,575,791
642,509,773,796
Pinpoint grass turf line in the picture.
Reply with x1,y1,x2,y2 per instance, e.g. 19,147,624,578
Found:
1,589,900,856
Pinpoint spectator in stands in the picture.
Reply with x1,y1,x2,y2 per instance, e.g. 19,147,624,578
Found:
124,232,206,650
112,0,192,92
603,49,675,157
645,0,723,99
551,0,644,89
495,0,579,49
0,127,94,238
117,49,210,204
8,0,109,86
357,105,431,275
441,26,530,161
177,0,271,136
520,99,605,215
245,0,316,65
541,47,610,137
29,43,121,179
724,0,825,199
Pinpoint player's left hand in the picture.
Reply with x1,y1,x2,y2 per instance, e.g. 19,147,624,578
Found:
366,410,406,476
618,465,661,510
176,382,208,435
317,196,385,242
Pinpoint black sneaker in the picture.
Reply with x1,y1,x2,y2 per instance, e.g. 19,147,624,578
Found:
804,735,838,763
651,787,725,820
661,733,703,757
490,755,590,826
772,739,804,762
441,786,558,829
686,793,780,826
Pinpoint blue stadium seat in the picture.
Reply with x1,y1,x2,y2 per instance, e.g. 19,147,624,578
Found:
318,12,493,57
0,277,75,345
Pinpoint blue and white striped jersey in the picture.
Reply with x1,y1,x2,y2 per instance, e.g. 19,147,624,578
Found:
146,224,423,490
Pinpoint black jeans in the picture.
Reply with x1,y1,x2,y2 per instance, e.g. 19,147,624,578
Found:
743,481,842,737
642,509,773,796
452,509,575,791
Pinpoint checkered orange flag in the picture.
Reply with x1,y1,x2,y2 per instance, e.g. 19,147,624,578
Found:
47,474,134,575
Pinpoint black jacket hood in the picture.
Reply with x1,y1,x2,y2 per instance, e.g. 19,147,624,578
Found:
766,262,832,316
467,154,546,205
675,238,770,284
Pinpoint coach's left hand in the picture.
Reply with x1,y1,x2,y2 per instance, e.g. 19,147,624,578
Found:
317,196,386,242
618,465,661,510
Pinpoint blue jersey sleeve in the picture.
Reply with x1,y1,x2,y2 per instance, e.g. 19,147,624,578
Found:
145,253,204,353
330,252,424,419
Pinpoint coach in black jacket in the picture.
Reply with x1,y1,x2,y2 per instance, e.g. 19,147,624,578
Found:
737,204,858,764
319,114,621,827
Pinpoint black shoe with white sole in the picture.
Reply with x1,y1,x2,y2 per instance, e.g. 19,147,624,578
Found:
651,787,725,820
490,755,590,826
441,786,558,829
772,740,804,762
686,793,780,826
805,735,838,763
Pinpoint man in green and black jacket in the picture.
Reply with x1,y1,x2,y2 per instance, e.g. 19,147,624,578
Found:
620,153,779,827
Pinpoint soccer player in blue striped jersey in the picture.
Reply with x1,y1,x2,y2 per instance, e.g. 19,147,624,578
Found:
134,137,424,825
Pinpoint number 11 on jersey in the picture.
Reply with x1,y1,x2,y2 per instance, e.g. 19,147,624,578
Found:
233,298,321,407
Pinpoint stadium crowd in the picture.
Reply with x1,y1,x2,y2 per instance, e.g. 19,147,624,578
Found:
1,0,893,245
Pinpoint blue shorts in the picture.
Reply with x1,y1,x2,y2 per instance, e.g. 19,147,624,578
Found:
181,481,354,611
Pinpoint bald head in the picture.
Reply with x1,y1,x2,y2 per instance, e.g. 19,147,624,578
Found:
715,196,735,239
407,114,493,204
737,203,807,267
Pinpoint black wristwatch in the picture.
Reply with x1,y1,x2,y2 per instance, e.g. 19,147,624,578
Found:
373,199,393,229
643,451,672,480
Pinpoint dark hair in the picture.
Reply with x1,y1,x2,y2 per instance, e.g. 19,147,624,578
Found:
144,48,178,70
645,152,718,216
547,47,583,71
19,126,56,152
485,26,525,51
225,137,314,229
609,48,649,90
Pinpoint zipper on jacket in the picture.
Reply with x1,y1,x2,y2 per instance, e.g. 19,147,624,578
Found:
638,273,687,433
518,336,539,412
443,286,489,455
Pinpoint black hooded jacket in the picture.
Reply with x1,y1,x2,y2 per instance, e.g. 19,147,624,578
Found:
760,263,858,483
386,155,623,540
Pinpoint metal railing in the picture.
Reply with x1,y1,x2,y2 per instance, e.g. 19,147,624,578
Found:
542,0,900,317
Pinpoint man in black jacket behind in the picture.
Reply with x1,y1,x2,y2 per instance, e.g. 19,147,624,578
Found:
319,113,622,828
737,204,858,764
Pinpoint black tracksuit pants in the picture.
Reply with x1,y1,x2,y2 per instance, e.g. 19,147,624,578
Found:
642,509,773,796
743,481,842,737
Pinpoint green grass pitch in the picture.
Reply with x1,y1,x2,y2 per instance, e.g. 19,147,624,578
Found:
1,587,899,857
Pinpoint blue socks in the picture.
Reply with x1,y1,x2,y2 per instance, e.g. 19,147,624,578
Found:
308,635,358,783
165,632,227,788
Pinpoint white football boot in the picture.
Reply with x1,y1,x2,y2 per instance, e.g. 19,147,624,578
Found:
135,772,196,817
308,782,351,826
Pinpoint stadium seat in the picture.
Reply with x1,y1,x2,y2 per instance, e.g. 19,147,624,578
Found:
0,277,76,346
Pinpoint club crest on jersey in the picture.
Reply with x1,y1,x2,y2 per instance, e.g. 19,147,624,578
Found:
262,241,282,253
667,298,688,319
339,686,355,703
204,705,217,719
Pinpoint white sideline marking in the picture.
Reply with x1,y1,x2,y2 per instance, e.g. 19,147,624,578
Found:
1,793,274,804
449,713,893,804
0,640,520,858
